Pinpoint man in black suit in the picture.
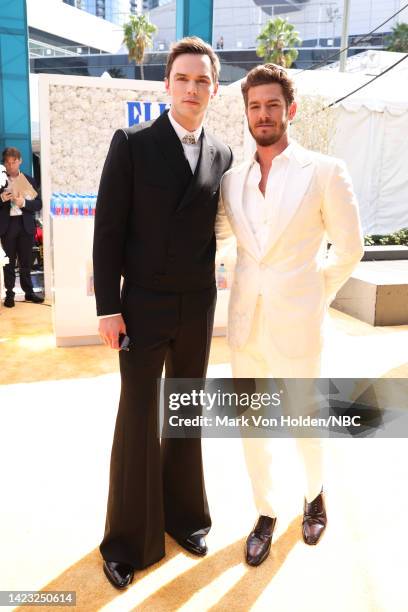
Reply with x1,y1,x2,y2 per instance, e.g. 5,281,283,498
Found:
93,37,233,589
0,147,43,308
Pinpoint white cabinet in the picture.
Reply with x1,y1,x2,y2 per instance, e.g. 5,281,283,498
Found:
51,216,99,346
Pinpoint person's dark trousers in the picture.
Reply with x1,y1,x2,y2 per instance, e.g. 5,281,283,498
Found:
0,217,35,297
100,283,216,570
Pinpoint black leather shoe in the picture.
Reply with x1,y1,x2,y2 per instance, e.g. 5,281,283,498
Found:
302,491,327,545
4,295,15,308
25,293,44,303
246,515,277,566
177,533,208,556
103,561,134,589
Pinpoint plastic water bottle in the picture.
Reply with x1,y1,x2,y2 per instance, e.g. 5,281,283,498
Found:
80,194,89,216
53,193,62,216
89,194,97,216
71,193,80,216
50,192,58,215
85,194,92,216
78,194,85,216
63,193,72,216
216,263,228,289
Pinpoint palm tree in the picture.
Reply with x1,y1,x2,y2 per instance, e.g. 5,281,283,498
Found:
386,22,408,53
123,14,157,80
256,17,302,68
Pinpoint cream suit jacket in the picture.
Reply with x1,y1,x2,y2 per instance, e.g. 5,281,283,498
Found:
216,142,364,358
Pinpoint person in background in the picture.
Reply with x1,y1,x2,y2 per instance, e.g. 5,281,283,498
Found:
0,147,43,308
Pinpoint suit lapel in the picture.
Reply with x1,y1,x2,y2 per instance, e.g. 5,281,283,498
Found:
176,130,215,213
229,162,262,261
151,111,192,184
263,144,315,257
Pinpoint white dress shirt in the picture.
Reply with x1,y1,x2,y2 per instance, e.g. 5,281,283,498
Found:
244,143,293,254
243,143,293,296
167,111,203,174
99,112,204,319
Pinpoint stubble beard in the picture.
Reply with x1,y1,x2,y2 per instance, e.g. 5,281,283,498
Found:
249,118,288,147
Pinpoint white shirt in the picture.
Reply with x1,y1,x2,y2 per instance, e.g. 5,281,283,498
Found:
99,112,204,319
244,143,293,254
243,143,293,296
167,111,203,174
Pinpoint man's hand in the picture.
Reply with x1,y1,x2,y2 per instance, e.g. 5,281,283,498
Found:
0,191,13,203
99,314,126,350
14,192,25,208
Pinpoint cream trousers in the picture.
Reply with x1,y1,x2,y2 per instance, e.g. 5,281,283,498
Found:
231,297,324,517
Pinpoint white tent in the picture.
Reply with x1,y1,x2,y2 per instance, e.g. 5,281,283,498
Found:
331,74,408,236
294,55,408,235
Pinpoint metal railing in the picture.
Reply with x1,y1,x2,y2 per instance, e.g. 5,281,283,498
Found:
29,39,108,58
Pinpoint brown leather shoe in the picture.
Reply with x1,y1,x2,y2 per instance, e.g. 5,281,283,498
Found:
246,515,277,566
302,491,327,545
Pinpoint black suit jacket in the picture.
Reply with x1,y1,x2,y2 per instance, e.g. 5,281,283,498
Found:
0,173,42,237
93,111,233,316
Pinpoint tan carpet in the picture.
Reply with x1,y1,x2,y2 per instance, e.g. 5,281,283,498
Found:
0,300,407,611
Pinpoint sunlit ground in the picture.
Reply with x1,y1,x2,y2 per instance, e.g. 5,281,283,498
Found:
0,302,407,611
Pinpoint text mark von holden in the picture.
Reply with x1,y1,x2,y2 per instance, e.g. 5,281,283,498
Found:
168,415,361,428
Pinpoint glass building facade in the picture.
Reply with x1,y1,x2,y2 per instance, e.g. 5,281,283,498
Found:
63,0,136,25
0,0,32,174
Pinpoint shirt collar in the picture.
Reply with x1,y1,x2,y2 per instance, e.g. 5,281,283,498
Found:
251,141,294,167
168,111,203,144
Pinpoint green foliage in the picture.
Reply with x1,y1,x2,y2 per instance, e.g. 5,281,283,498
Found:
256,17,302,68
107,68,126,79
364,228,408,245
123,14,157,79
386,22,408,52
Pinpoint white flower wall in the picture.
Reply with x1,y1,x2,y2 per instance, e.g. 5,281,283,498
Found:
49,83,245,194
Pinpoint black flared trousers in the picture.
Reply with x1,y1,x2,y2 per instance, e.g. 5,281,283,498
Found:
100,283,216,569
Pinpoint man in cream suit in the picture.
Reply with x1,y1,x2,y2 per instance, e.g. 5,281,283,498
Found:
216,64,364,566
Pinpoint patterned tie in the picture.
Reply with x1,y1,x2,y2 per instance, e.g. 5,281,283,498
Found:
181,134,196,145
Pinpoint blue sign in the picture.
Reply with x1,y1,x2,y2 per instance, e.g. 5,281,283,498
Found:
126,101,169,127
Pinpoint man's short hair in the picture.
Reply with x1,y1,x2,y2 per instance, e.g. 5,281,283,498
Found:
2,147,22,162
241,64,296,108
165,36,220,84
